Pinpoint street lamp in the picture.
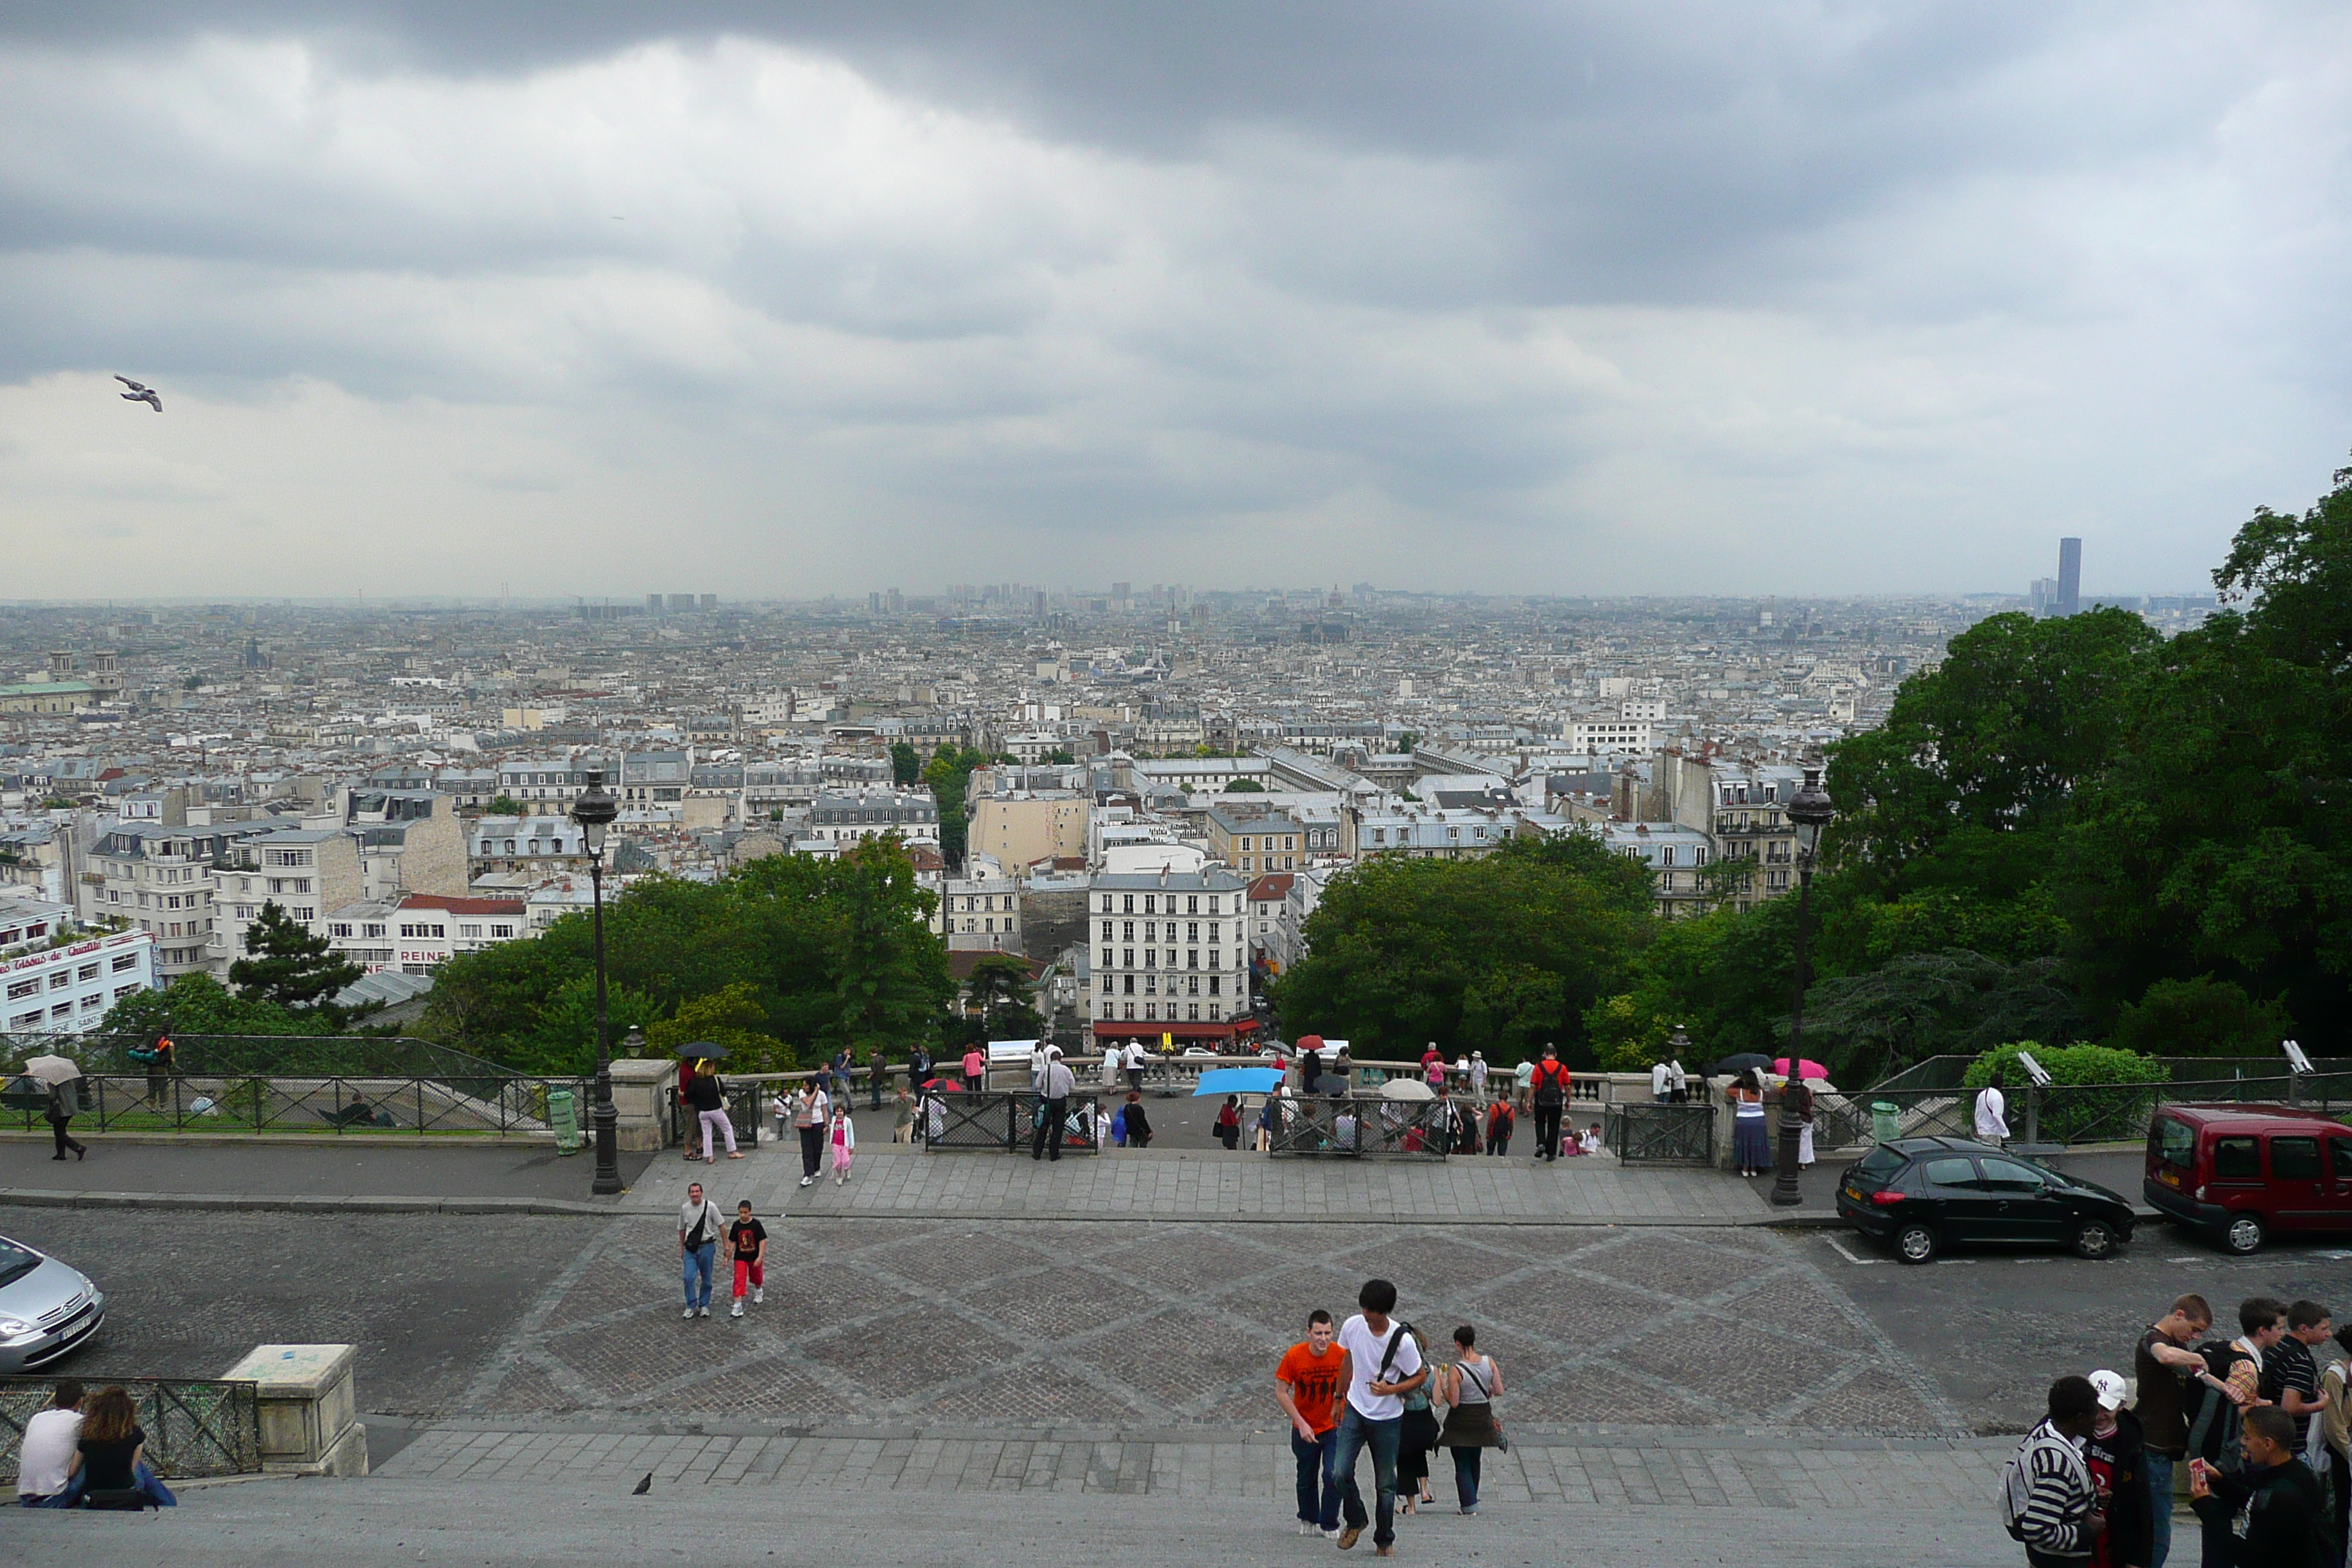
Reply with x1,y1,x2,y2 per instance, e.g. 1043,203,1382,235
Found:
1772,765,1835,1208
570,769,622,1196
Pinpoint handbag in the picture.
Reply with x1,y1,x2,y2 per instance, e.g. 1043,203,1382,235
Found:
1436,1359,1507,1451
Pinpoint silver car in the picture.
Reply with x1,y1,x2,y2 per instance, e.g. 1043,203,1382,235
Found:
0,1233,105,1371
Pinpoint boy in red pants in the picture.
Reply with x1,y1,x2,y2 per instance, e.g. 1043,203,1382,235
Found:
728,1200,767,1319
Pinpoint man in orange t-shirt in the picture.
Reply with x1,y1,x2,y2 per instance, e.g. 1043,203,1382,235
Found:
1277,1310,1346,1537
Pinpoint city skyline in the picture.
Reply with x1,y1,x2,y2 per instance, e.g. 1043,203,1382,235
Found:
4,6,2348,600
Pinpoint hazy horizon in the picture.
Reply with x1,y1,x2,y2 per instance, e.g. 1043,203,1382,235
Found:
4,4,2347,600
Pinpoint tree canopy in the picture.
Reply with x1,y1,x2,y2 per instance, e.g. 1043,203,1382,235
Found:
228,900,363,1017
1270,832,1653,1065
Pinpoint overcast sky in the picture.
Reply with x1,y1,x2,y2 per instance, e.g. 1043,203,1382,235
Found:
4,2,2348,601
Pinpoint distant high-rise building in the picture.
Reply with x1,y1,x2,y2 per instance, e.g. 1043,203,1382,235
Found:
868,592,883,614
699,594,717,609
2057,538,2081,617
2029,578,2055,616
668,593,695,611
647,592,663,612
886,588,903,615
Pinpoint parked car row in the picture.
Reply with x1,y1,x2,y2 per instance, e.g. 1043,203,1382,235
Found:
1836,1103,2352,1262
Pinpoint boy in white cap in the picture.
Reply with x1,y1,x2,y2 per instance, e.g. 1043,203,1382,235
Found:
2082,1368,2150,1568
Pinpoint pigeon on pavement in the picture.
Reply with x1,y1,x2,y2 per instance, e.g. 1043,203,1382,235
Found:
114,375,162,412
632,1472,652,1495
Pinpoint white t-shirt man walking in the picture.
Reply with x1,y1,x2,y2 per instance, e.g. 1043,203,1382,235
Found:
1328,1280,1426,1553
1975,1084,2010,1146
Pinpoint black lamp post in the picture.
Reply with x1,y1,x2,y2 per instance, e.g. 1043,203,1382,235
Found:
570,769,623,1196
1771,765,1835,1208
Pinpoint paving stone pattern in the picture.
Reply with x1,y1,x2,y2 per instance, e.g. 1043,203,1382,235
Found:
375,1420,2012,1514
464,1217,1966,1435
622,1143,1779,1224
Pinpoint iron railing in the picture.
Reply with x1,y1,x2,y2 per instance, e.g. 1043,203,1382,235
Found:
668,1081,764,1149
0,1071,589,1137
920,1090,1104,1154
1814,1074,2352,1152
1267,1095,1455,1159
0,1376,261,1479
1605,1102,1718,1165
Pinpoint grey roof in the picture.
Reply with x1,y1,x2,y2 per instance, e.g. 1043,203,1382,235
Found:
334,968,436,1009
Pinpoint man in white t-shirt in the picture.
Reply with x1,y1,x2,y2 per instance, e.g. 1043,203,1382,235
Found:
15,1379,85,1507
1327,1278,1426,1554
1974,1083,2010,1147
1124,1039,1148,1093
1651,1059,1672,1101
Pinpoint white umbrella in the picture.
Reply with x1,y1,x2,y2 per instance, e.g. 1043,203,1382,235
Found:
1379,1077,1434,1101
19,1055,82,1088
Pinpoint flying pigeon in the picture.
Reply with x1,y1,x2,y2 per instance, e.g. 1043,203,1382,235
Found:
631,1472,652,1496
114,375,162,412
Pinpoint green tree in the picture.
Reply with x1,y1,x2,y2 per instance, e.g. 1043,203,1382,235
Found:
922,745,989,867
889,742,920,787
483,795,528,815
647,981,797,1072
962,952,1044,1040
1046,747,1077,765
1271,832,1654,1064
830,836,954,1051
1223,778,1266,793
99,971,331,1040
2105,976,2293,1060
1791,950,2088,1085
228,901,363,1015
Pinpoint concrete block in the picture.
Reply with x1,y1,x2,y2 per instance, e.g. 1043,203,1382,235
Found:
222,1343,369,1477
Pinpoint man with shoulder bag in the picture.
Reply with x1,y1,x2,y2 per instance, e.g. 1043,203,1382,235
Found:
1529,1046,1569,1162
1327,1278,1425,1557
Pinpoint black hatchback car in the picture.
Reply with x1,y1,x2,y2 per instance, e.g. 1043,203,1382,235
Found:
1836,1137,2136,1264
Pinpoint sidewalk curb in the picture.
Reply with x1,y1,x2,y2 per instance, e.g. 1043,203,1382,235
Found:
0,1187,619,1217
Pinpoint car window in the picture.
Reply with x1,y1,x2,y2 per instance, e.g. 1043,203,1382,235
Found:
1919,1157,1976,1188
2212,1137,2261,1180
1979,1157,2048,1190
2332,1139,2352,1180
1857,1146,1905,1177
0,1237,38,1289
2154,1117,2195,1170
2270,1137,2323,1180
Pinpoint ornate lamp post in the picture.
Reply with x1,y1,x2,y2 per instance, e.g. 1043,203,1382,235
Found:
1771,766,1835,1208
570,770,623,1196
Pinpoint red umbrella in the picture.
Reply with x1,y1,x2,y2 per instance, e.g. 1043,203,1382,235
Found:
1774,1057,1828,1079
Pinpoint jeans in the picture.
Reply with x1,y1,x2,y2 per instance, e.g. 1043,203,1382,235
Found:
1452,1446,1482,1511
2144,1450,2174,1568
1487,1130,1510,1156
27,1461,174,1508
1534,1103,1563,1159
870,1070,885,1110
1292,1426,1340,1529
681,1241,716,1308
1032,1098,1067,1160
1330,1405,1402,1548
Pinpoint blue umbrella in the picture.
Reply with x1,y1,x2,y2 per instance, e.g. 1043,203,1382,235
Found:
1193,1066,1284,1097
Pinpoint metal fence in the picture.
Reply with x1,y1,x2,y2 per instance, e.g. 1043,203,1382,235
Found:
0,1071,590,1137
921,1090,1104,1154
1267,1095,1455,1159
0,1376,262,1479
668,1082,765,1150
1814,1074,2352,1153
1605,1102,1718,1166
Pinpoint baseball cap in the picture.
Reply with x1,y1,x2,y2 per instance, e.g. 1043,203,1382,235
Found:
2088,1370,2127,1411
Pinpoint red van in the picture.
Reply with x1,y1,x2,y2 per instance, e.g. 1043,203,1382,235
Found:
2144,1104,2352,1254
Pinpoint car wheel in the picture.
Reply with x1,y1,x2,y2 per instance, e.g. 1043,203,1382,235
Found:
2071,1219,2118,1260
1894,1221,1938,1264
2223,1213,2266,1256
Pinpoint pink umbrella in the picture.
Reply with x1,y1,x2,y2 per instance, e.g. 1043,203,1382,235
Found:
1774,1057,1828,1079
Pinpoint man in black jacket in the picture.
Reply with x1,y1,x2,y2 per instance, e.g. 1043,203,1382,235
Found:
2190,1405,2331,1567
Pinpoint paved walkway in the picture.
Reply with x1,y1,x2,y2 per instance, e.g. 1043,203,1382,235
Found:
624,1143,1787,1224
9,1463,2022,1567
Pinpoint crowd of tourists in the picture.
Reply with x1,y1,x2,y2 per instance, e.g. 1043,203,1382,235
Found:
2007,1292,2349,1567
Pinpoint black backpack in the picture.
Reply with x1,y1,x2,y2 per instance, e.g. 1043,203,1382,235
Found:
2185,1340,2255,1470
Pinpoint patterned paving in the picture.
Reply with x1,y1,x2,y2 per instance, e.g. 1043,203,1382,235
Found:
461,1217,1965,1436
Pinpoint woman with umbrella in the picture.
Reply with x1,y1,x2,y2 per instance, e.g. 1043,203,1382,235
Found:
22,1056,86,1161
1729,1068,1770,1177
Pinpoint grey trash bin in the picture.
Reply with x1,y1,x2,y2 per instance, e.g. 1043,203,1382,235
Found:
1870,1101,1900,1144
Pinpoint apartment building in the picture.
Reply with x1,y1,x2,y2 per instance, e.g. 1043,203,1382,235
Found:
343,790,469,901
325,892,527,975
1597,821,1717,919
0,892,155,1035
84,819,284,981
213,827,364,964
1654,749,1807,911
1085,866,1254,1047
1205,806,1307,875
468,815,598,879
968,792,1089,872
806,788,938,848
932,858,1024,953
494,755,612,808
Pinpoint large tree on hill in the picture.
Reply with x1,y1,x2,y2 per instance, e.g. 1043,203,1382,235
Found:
229,901,363,1015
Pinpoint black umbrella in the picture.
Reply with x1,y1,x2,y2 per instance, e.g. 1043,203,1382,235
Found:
672,1042,728,1062
1711,1052,1774,1076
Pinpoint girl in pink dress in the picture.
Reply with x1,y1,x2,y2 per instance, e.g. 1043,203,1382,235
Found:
829,1104,856,1184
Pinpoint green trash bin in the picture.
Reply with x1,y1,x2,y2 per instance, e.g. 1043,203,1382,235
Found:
549,1088,581,1154
1871,1101,1900,1144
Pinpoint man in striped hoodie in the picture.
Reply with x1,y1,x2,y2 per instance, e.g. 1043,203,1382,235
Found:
2005,1375,2107,1567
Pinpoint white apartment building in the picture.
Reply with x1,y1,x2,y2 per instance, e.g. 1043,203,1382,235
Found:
1085,866,1254,1048
212,827,363,966
1597,821,1718,919
1568,719,1652,753
494,755,612,807
85,819,286,981
1353,806,1522,860
469,815,598,879
325,892,527,975
932,856,1024,953
806,788,940,848
0,893,155,1035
